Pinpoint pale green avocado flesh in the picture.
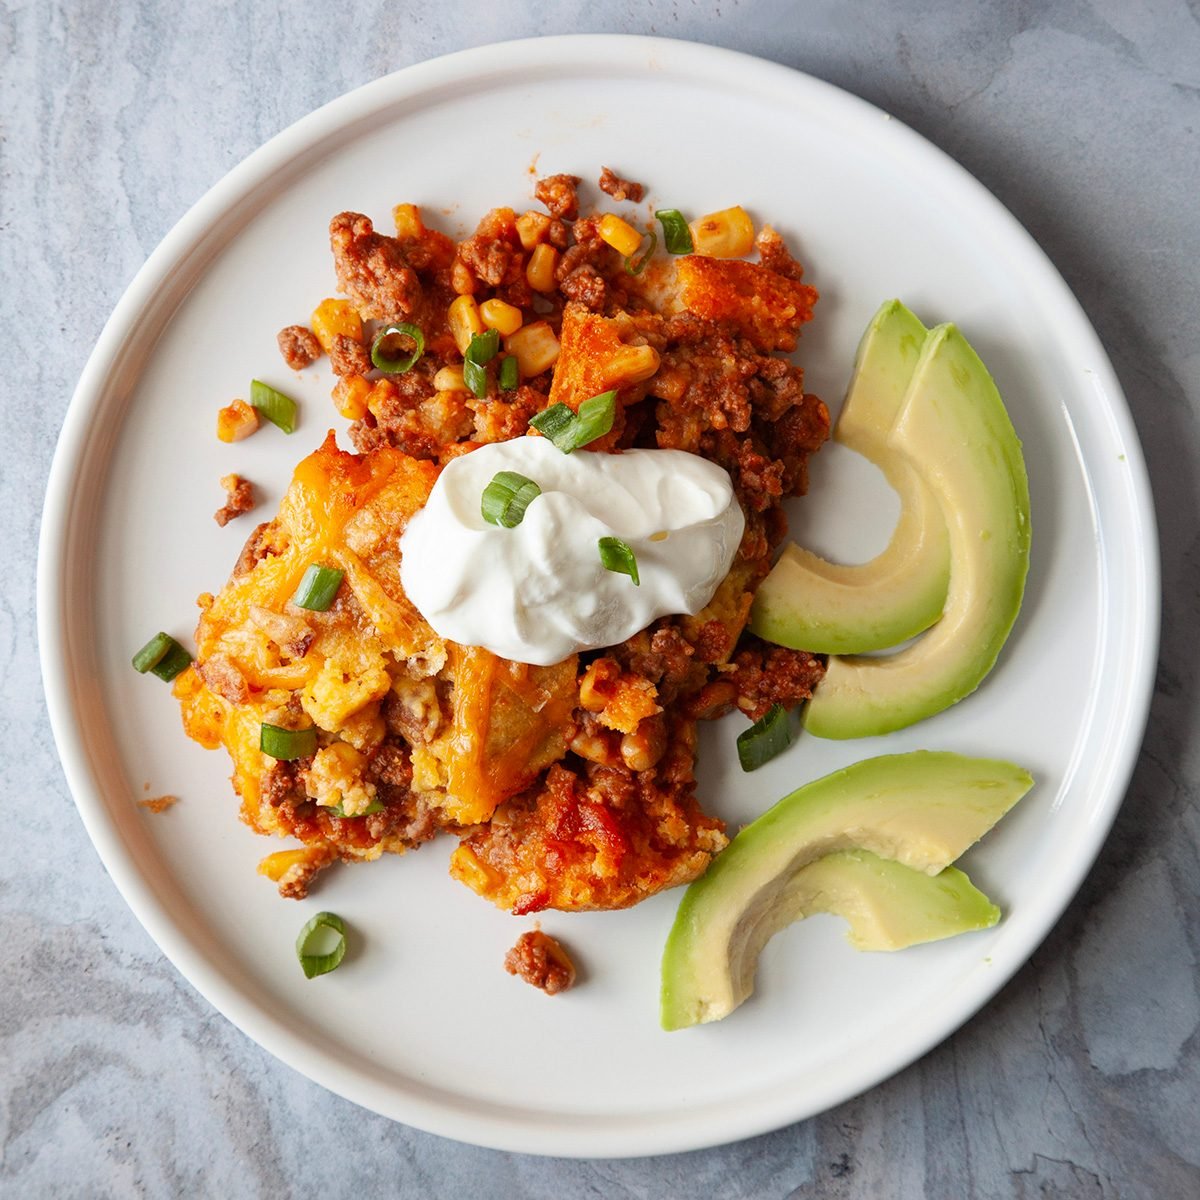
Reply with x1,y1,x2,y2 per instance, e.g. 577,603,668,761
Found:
804,321,1032,740
660,751,1031,1031
750,300,952,655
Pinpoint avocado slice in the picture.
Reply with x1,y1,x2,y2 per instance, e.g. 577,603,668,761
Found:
749,300,951,654
804,323,1031,739
660,751,1031,1030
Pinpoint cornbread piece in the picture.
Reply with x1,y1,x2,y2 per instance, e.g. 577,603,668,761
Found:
214,473,255,527
674,255,818,352
277,324,322,369
504,930,577,995
598,166,644,203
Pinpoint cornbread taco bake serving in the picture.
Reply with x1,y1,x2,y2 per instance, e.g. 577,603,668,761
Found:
164,169,832,920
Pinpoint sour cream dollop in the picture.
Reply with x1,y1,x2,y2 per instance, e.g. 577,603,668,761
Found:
399,436,745,665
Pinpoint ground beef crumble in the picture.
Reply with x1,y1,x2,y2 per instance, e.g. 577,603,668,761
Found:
276,324,321,369
214,473,255,527
504,930,577,995
598,166,644,203
534,172,582,220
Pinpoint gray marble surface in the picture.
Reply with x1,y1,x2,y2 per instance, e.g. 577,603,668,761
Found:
3,1,1198,1196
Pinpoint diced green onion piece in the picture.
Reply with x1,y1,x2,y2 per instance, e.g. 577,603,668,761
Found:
481,471,541,528
655,209,694,254
499,354,519,391
370,322,425,373
132,632,192,681
329,798,386,818
598,536,640,586
529,391,616,453
624,229,658,276
573,390,617,447
463,356,489,399
250,380,299,433
295,911,347,979
736,704,793,772
528,402,576,444
465,328,500,365
260,723,318,761
291,564,344,612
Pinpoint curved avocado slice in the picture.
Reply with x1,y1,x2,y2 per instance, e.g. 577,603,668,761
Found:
804,323,1031,739
749,300,951,654
660,751,1031,1030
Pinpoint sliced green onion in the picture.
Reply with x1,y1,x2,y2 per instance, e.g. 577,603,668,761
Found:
624,229,658,276
260,723,318,761
370,322,425,373
132,632,192,681
465,328,500,365
528,402,576,444
736,704,793,772
296,911,347,979
499,354,519,391
250,380,299,434
529,390,616,453
329,798,386,818
291,564,344,612
573,390,617,446
655,209,694,254
481,470,541,528
463,356,489,400
598,536,640,586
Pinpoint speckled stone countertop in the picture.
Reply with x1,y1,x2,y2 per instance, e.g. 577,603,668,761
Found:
4,2,1198,1196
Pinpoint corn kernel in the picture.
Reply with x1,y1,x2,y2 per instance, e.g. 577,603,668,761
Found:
598,213,644,258
479,298,524,337
688,206,755,258
366,378,398,420
451,258,476,296
392,202,423,239
504,320,560,377
448,294,484,354
515,210,551,251
310,298,363,354
433,364,467,393
526,243,558,293
332,375,371,421
216,399,260,443
606,344,661,386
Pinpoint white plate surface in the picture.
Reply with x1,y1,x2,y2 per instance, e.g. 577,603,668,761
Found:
39,36,1158,1157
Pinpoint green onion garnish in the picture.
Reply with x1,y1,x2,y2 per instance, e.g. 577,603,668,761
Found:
370,322,425,373
736,704,793,772
250,380,299,434
260,723,318,761
598,536,640,586
481,470,541,528
463,357,488,399
499,354,519,391
466,328,500,365
329,798,386,818
655,209,694,254
291,564,344,612
296,911,347,979
462,330,500,399
625,229,658,276
132,632,192,681
529,390,617,453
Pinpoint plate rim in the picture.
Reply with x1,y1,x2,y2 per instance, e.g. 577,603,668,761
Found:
37,33,1161,1157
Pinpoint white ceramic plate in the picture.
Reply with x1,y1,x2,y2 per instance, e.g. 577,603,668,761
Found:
39,36,1158,1157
